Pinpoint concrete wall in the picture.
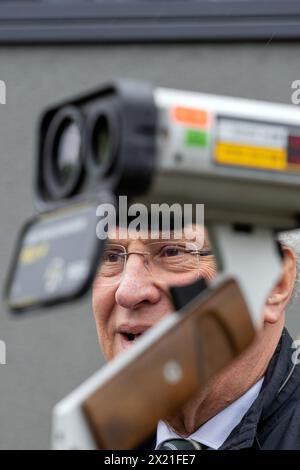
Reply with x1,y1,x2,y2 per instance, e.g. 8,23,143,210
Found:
0,42,300,449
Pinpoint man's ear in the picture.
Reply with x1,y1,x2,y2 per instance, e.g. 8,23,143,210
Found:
264,246,297,324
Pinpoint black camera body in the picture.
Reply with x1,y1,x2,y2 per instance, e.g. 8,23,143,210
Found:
36,79,157,212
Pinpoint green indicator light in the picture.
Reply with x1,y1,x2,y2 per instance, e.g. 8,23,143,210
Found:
185,129,209,148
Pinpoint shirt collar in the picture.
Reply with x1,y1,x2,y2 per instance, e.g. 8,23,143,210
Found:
156,378,264,450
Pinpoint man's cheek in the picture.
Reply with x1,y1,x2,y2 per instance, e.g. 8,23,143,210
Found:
93,286,118,336
201,263,217,282
92,281,115,317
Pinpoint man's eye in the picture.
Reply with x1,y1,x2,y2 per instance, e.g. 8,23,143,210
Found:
103,251,121,263
160,246,185,257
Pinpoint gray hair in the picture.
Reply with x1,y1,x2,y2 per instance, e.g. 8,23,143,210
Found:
277,230,300,303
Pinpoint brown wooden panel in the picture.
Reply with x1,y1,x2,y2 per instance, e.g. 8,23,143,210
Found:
83,278,255,449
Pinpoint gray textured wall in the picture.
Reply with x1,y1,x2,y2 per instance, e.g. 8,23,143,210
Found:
0,42,300,449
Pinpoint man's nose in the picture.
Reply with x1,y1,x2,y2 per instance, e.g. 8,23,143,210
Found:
115,254,161,310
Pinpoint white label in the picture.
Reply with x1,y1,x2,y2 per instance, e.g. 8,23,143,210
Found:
218,118,288,149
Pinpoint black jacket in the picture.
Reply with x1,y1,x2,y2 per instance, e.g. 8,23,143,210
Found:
220,328,300,450
141,328,300,450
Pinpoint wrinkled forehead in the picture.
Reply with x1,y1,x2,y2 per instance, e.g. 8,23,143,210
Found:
106,224,208,248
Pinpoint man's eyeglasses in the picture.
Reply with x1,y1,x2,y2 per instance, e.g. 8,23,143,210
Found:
96,241,214,287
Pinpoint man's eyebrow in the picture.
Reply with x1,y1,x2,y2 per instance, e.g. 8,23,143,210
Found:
107,232,187,244
106,226,210,247
106,239,129,246
106,237,211,249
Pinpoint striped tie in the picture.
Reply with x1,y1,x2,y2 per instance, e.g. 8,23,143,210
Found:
157,438,204,450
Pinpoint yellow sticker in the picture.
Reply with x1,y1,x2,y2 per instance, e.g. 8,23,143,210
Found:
20,243,49,265
215,142,287,171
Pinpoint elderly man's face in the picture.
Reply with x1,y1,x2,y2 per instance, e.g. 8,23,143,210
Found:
92,224,297,433
92,226,216,360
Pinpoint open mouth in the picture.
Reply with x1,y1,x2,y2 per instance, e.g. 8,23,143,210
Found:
117,325,150,346
121,332,144,342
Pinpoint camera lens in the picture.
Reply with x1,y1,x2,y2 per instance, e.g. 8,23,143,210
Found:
54,120,81,186
86,107,119,180
92,115,112,169
43,106,84,200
